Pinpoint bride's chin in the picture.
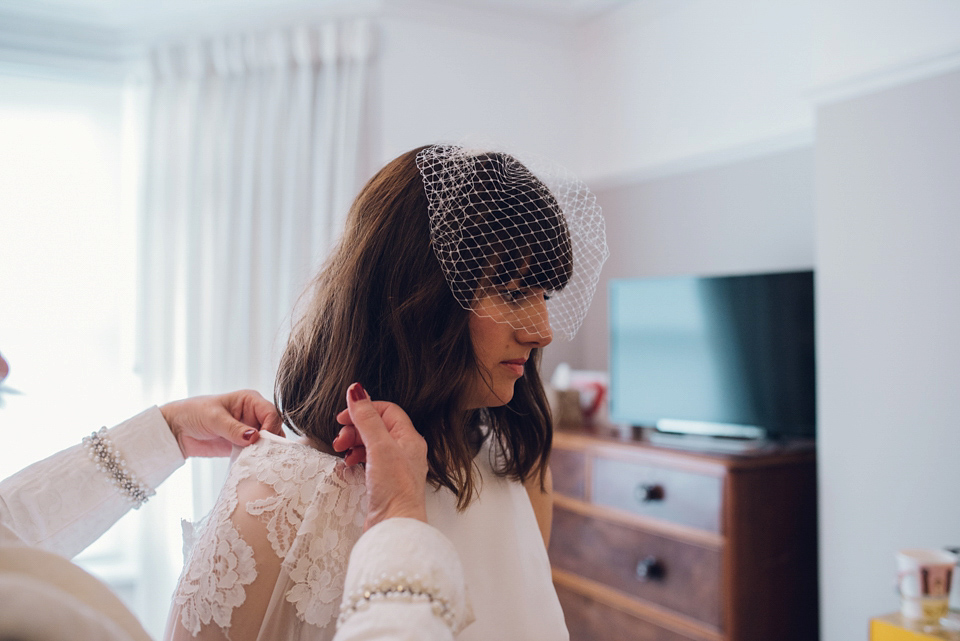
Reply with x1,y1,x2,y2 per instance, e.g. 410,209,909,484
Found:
464,389,514,410
464,372,517,409
491,386,516,407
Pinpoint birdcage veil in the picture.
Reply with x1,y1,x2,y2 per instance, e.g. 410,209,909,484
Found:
416,144,608,341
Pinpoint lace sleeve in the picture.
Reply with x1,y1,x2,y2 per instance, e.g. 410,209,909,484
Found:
165,436,366,641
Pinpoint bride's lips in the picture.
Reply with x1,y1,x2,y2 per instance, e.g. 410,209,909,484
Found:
500,359,527,377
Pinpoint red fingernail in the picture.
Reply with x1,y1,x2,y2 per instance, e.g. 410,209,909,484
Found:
349,383,367,402
243,429,257,440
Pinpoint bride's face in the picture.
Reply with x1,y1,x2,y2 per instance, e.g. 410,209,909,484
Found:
463,283,553,409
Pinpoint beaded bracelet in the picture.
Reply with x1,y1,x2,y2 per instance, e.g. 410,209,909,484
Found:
82,427,155,508
337,571,456,630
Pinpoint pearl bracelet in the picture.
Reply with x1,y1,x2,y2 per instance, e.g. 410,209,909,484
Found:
82,427,155,508
337,571,456,629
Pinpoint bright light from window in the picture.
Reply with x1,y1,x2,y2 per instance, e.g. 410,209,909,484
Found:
0,72,146,613
0,81,141,465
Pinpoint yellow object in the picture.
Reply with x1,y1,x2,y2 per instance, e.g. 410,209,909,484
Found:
870,613,960,641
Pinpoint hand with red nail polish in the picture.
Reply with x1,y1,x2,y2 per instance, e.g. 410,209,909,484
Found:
160,390,284,458
335,383,429,531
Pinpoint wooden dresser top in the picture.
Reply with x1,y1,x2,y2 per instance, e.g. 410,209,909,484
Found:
553,428,816,472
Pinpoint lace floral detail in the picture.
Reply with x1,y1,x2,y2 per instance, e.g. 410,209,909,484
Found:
247,443,366,626
246,454,323,557
287,529,345,625
174,520,256,633
170,436,367,638
172,452,254,636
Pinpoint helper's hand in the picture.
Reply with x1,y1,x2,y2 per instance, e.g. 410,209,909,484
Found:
160,390,284,458
333,383,428,531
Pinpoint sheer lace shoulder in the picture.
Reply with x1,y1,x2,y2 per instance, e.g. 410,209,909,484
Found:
167,434,366,641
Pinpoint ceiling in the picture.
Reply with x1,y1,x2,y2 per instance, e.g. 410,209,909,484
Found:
0,0,637,30
0,0,656,75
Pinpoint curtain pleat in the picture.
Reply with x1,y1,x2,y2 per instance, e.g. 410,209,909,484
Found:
136,19,374,401
130,24,374,635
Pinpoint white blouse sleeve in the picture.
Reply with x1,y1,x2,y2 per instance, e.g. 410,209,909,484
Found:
334,518,475,641
0,407,184,557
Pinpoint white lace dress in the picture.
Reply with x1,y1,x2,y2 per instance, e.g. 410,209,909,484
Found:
165,433,366,641
165,431,568,641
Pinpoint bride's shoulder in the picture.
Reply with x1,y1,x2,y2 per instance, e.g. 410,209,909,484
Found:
231,431,365,492
239,431,338,463
222,430,366,539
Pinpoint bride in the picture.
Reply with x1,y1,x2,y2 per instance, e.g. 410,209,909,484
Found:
163,144,607,641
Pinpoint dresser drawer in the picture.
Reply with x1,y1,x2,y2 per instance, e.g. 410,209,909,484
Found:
549,505,722,628
591,456,723,532
556,582,701,641
550,446,587,500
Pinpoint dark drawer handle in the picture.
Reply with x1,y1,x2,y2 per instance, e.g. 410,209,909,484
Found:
635,556,665,582
634,483,665,502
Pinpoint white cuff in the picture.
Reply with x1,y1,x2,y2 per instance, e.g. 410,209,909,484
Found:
0,407,185,557
339,518,474,635
105,406,185,490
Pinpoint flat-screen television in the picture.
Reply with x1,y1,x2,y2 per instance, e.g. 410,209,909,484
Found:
609,270,816,440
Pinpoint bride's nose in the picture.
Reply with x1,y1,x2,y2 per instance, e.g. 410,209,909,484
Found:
515,297,553,347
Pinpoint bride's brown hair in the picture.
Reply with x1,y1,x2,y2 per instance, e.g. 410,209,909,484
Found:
275,146,569,509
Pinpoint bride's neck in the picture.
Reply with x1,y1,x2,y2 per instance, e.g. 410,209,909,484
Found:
300,435,336,455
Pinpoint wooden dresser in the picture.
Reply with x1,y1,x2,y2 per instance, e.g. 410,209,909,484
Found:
548,430,818,641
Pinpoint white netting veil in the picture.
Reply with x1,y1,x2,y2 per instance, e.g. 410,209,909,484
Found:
416,144,609,341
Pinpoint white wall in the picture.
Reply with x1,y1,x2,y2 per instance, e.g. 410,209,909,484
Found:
816,69,960,641
812,0,960,90
575,0,960,185
575,0,814,184
375,5,580,171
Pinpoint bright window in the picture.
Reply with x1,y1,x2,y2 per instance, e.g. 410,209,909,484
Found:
0,71,151,625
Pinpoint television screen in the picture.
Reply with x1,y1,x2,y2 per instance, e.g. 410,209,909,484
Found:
609,270,816,439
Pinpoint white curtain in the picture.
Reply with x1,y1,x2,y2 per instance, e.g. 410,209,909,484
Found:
137,20,373,401
130,21,374,637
